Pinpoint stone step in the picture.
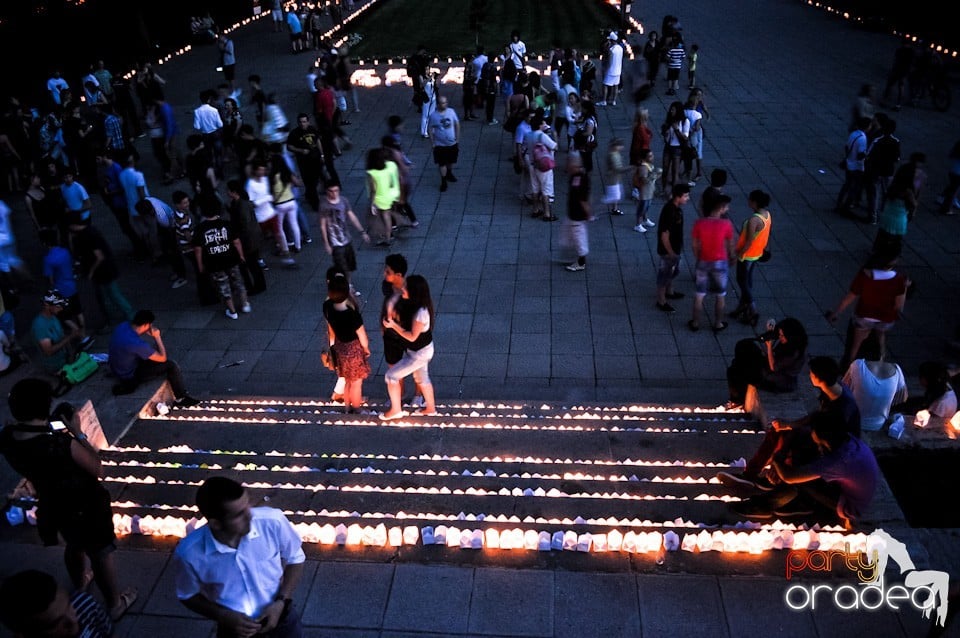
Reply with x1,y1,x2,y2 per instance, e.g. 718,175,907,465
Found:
83,397,866,569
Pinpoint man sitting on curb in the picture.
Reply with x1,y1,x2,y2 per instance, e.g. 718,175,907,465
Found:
733,414,879,529
718,356,860,493
108,309,198,406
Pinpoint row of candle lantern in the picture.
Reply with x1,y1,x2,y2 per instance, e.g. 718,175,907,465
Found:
98,512,862,555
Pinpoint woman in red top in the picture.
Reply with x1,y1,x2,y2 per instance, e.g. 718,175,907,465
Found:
826,250,909,367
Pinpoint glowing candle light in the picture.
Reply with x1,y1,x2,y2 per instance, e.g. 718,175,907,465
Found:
485,528,501,549
446,526,461,547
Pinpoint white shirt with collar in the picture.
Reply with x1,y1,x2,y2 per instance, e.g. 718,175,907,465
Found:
193,103,224,133
173,507,306,619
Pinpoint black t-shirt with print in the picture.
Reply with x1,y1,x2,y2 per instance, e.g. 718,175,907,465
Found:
194,217,240,273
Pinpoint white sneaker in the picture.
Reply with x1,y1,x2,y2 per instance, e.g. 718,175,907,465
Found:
225,309,239,320
633,224,647,233
171,277,188,289
595,101,607,106
241,302,252,314
644,219,656,228
565,262,585,272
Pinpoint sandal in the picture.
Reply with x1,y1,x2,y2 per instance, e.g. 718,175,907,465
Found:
687,320,700,332
713,321,729,333
378,410,408,421
110,588,138,621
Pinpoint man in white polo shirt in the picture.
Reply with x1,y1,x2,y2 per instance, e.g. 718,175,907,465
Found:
173,477,306,638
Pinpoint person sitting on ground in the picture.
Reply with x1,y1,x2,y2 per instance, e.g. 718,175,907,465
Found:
737,412,880,529
842,345,908,432
0,378,138,623
0,568,113,638
31,289,84,387
108,309,198,406
891,361,957,420
718,356,860,491
726,317,808,409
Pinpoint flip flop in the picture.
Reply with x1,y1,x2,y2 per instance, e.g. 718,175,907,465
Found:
713,321,729,333
378,410,409,421
110,588,138,622
687,320,700,332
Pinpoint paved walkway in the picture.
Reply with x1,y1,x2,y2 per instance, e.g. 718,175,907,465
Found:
1,0,959,636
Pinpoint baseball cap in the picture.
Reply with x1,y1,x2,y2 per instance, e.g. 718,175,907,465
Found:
608,31,618,40
43,289,67,307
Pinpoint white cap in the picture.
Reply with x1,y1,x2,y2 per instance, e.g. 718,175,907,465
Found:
608,31,618,40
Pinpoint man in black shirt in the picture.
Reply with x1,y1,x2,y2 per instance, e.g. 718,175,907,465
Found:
286,113,326,212
655,183,690,312
193,204,249,320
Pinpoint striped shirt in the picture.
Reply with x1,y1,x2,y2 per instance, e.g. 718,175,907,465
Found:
666,45,685,69
70,590,113,638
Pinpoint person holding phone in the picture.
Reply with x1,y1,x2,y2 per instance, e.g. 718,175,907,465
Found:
0,378,138,622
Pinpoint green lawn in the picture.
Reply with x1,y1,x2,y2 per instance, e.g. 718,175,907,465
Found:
346,0,625,60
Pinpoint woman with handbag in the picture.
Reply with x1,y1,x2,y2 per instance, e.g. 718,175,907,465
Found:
659,100,689,197
732,190,773,326
323,272,370,414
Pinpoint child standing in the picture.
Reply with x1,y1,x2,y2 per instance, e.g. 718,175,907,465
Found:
603,138,628,215
687,44,700,90
633,149,662,232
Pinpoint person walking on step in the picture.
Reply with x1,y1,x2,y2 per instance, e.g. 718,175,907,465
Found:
173,476,306,638
108,309,198,406
0,378,139,624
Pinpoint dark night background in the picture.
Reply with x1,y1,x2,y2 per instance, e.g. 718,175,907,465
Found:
0,0,955,105
0,0,255,105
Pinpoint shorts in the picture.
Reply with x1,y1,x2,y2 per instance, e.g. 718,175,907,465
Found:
531,167,554,197
209,265,246,301
223,64,236,82
603,183,622,204
272,9,283,21
290,32,304,43
603,74,621,88
656,254,680,288
567,220,589,257
695,260,729,295
332,243,357,274
433,144,459,166
49,487,117,555
667,68,681,81
853,315,896,332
